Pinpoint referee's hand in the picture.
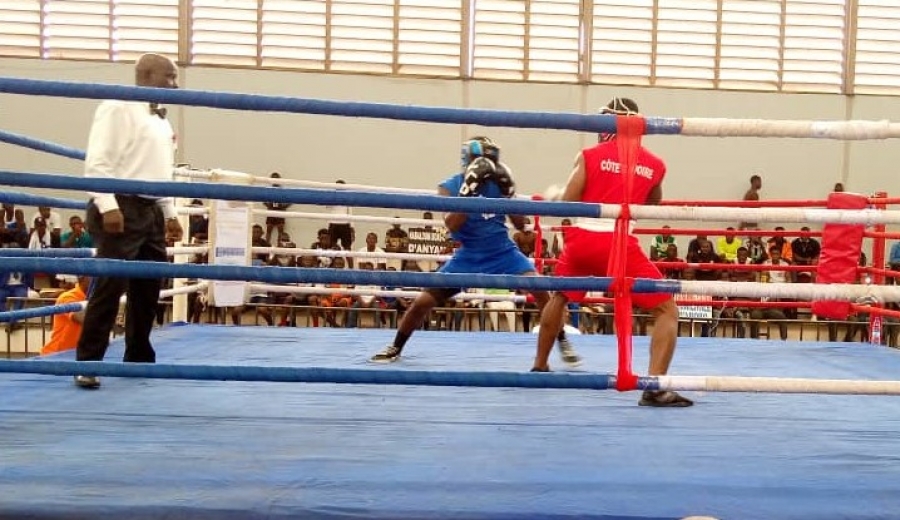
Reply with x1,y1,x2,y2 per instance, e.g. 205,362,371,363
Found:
102,210,125,234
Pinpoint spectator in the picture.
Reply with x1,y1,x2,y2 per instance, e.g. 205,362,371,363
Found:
384,219,409,270
791,226,820,283
649,225,676,260
739,174,762,230
263,172,291,244
31,206,62,247
0,263,32,332
41,276,91,355
716,227,741,263
62,215,94,248
28,217,52,250
357,232,387,270
325,179,354,253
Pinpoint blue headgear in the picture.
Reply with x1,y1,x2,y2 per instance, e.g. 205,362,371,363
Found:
461,136,500,167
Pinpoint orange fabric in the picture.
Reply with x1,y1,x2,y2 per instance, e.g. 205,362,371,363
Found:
41,285,86,356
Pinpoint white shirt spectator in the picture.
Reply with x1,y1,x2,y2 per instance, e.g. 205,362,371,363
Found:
84,100,177,219
30,211,62,233
763,260,788,284
356,245,387,268
28,230,52,250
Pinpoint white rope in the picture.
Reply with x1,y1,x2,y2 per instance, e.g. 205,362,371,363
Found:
253,209,439,227
248,283,525,302
169,246,209,256
65,281,209,312
681,118,900,140
176,207,208,216
659,375,900,395
255,247,453,263
680,280,900,302
603,205,900,226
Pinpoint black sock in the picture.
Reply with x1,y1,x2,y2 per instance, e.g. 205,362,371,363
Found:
557,329,567,341
393,330,412,350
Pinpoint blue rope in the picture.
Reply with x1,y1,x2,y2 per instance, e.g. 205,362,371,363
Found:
0,257,682,294
0,170,604,219
0,128,86,161
0,77,685,136
0,358,663,391
0,248,94,258
0,190,87,210
0,302,83,323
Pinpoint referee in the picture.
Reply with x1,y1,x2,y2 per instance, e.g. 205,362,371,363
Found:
74,54,184,389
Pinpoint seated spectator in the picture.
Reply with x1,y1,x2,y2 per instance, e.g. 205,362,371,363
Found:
649,225,676,261
716,227,741,263
687,234,710,258
656,243,684,280
767,227,793,262
41,276,90,355
686,239,721,281
28,217,52,250
744,234,768,264
384,220,409,270
347,261,387,328
61,215,93,248
357,232,387,270
188,199,209,242
791,226,820,283
0,265,33,332
31,206,62,247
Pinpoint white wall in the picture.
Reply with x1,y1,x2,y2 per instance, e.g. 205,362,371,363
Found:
0,57,897,253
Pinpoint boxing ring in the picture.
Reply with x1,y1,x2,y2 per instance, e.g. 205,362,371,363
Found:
3,77,900,519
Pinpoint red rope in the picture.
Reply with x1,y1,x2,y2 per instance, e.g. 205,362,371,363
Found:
610,115,645,391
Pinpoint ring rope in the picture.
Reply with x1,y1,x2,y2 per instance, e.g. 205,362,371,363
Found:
0,282,208,323
249,283,526,302
0,246,209,258
0,128,85,161
4,257,899,302
256,247,452,263
0,170,602,219
1,358,900,395
3,77,900,139
254,210,440,227
6,169,900,226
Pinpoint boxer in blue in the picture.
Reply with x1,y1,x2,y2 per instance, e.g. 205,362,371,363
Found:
370,137,580,367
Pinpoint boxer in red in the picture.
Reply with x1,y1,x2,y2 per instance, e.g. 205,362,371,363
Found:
533,97,693,407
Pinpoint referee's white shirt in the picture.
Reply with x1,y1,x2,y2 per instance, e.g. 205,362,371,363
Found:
84,100,177,219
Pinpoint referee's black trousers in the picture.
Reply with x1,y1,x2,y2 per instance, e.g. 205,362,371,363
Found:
76,195,167,363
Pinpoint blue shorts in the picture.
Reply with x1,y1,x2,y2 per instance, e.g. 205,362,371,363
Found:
438,245,535,276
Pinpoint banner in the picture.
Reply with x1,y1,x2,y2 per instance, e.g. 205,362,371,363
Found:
209,199,251,307
675,293,713,320
407,226,450,255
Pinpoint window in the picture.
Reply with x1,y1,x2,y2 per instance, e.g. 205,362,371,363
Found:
590,0,654,85
0,0,41,57
654,0,718,87
472,0,526,80
42,0,110,60
397,0,461,77
854,0,900,93
113,0,178,62
191,0,258,66
718,0,781,90
329,0,394,73
260,0,326,70
525,0,581,82
781,0,845,92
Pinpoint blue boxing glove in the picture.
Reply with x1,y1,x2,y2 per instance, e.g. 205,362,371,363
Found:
494,162,516,198
459,157,496,197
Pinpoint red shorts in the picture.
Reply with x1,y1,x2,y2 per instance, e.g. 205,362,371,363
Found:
554,228,670,309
